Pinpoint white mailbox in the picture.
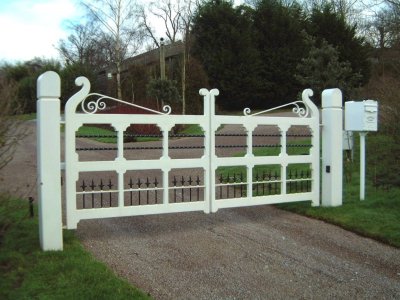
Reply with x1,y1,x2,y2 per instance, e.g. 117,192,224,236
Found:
345,100,378,131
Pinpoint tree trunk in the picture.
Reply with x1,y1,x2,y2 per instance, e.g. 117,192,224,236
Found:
116,62,122,99
182,51,186,115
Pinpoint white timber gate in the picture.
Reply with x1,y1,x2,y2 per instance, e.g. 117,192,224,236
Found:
37,71,343,251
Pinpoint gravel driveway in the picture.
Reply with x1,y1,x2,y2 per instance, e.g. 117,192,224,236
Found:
1,120,399,299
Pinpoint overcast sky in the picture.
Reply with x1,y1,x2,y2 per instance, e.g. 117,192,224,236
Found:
0,0,245,64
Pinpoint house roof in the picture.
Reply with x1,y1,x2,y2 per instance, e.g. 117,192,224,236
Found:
102,41,184,74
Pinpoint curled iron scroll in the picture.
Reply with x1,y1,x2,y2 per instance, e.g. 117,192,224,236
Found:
81,95,107,114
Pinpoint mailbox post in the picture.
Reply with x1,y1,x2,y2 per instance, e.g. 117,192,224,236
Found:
345,100,378,200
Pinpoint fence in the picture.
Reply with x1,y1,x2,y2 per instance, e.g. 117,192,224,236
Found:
37,71,343,251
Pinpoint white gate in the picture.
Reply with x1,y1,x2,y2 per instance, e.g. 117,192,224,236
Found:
63,76,320,229
37,71,343,251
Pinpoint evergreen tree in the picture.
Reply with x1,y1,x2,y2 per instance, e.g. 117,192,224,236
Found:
295,35,362,104
147,78,181,111
1,59,61,113
252,0,308,106
191,0,262,110
306,4,371,86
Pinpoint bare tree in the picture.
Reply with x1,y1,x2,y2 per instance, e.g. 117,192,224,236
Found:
0,78,26,170
179,0,199,114
82,0,144,99
386,0,400,8
57,20,112,71
139,0,201,114
360,2,400,49
58,21,97,65
138,5,161,48
139,0,185,47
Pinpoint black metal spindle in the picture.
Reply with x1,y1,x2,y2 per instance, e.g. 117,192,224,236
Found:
173,176,177,203
154,177,158,203
219,173,223,199
145,177,150,204
268,171,272,195
295,170,298,192
108,179,113,207
196,176,201,201
233,174,237,198
255,173,259,196
29,197,34,217
181,176,185,202
262,171,266,195
274,170,279,194
227,173,230,198
81,180,87,209
188,176,193,202
90,180,96,208
300,170,304,192
288,170,292,193
128,178,134,205
137,178,142,205
99,179,105,207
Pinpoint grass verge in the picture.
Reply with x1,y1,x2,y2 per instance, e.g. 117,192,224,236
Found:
277,133,400,248
178,124,204,135
14,113,37,121
216,134,400,248
0,196,151,299
277,186,400,248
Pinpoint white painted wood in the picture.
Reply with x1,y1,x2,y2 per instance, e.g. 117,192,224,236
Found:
359,132,367,200
36,71,63,251
321,89,343,207
37,73,324,243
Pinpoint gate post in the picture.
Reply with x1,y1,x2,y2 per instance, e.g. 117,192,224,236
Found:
321,89,343,207
37,71,63,250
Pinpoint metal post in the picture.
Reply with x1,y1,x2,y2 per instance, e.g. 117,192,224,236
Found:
37,71,63,251
160,38,166,80
321,89,343,207
359,132,367,200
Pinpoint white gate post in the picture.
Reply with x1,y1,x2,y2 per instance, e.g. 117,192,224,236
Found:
321,89,343,207
37,71,63,251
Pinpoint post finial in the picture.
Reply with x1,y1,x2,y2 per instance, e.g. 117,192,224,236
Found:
37,71,61,99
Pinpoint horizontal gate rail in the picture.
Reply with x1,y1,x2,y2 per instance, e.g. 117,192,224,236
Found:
75,133,313,138
75,144,311,151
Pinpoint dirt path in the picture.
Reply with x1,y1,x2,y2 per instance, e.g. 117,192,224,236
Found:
1,121,399,299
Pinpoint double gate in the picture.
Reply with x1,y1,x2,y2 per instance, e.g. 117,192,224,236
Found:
63,76,320,229
38,71,341,251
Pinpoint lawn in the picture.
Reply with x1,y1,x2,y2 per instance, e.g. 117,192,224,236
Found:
76,125,159,143
76,124,206,143
0,196,151,300
277,133,400,248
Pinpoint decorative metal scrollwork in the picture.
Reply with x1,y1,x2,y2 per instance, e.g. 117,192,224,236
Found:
79,93,172,115
66,76,173,115
291,101,309,118
81,94,107,114
162,105,172,114
243,89,314,118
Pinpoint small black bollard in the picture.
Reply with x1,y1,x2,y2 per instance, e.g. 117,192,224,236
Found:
29,197,34,218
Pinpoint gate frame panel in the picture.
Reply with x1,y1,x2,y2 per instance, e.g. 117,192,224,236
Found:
208,89,320,212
